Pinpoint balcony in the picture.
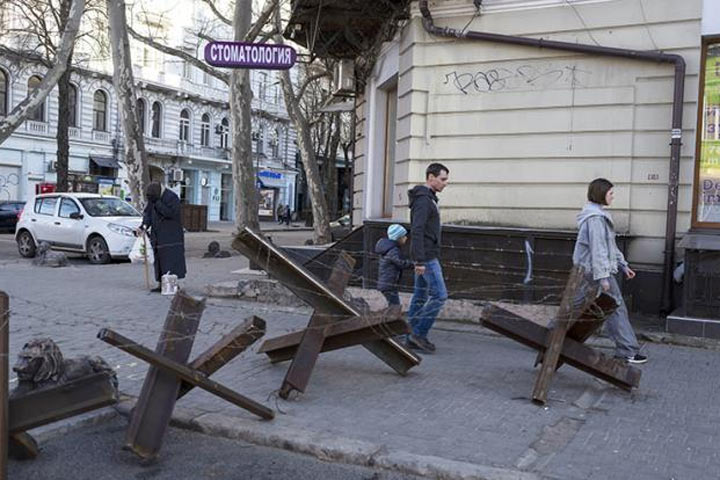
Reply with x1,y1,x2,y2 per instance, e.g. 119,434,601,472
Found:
92,130,111,142
144,137,229,161
25,120,49,135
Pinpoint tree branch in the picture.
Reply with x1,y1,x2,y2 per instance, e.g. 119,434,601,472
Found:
244,0,278,43
297,71,330,100
0,0,86,144
200,0,232,26
127,24,229,84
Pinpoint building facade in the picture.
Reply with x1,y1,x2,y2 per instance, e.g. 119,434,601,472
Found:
0,0,299,222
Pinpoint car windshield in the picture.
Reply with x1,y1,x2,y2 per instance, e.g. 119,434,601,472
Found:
80,198,139,217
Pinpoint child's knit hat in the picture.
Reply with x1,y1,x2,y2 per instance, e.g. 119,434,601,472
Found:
387,224,407,241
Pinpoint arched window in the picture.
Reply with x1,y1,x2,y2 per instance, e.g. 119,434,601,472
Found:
93,90,108,131
179,108,190,142
220,117,229,149
200,113,210,147
68,84,78,127
0,69,7,116
28,75,44,122
151,101,162,138
136,98,146,134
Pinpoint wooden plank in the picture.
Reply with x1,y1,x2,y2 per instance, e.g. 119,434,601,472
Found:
122,291,204,459
8,372,117,433
98,328,274,420
177,316,266,400
482,306,641,391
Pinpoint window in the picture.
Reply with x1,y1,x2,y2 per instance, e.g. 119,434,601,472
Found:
271,127,280,158
179,108,190,142
382,85,398,218
255,125,264,154
58,198,80,218
258,72,267,101
68,84,77,127
151,101,162,138
80,197,138,217
0,69,7,116
220,117,229,148
200,113,210,146
28,75,44,122
35,197,58,216
136,98,146,134
93,90,108,131
693,39,720,227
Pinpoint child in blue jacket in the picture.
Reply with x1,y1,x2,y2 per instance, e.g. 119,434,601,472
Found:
375,224,413,306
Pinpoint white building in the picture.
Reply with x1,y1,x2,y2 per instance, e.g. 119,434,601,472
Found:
0,0,299,222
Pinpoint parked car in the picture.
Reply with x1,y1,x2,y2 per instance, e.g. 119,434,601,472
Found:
15,193,142,264
0,201,25,232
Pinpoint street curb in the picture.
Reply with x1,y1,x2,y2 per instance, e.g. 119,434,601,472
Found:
115,398,542,480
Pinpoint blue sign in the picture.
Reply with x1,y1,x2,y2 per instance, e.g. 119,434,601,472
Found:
205,42,297,70
258,170,283,180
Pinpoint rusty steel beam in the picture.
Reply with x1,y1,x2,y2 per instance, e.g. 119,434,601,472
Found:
0,291,7,479
262,309,409,364
121,290,204,459
278,253,357,399
482,306,641,391
232,227,420,375
98,329,274,421
177,316,266,400
8,372,117,433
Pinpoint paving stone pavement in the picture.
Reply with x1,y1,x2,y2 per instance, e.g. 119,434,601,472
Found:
1,256,719,479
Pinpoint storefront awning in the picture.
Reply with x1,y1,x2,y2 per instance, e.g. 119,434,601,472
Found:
90,155,120,169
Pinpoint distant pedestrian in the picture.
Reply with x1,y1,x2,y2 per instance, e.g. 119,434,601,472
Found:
284,204,291,226
277,204,284,225
573,178,647,364
406,163,450,353
140,182,187,292
375,224,413,306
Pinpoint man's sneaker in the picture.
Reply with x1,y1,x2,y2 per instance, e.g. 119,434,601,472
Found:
407,334,434,354
626,354,648,364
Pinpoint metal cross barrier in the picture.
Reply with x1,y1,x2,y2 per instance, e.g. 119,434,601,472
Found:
232,227,420,399
481,268,642,405
97,290,273,460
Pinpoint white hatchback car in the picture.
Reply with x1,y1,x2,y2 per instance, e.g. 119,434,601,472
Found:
15,193,142,264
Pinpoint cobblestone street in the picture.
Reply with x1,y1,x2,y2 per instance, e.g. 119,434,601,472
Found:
2,238,719,479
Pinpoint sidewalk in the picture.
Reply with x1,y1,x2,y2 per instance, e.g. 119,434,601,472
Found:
3,258,720,479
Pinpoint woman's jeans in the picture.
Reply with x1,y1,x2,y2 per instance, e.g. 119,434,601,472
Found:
572,274,640,358
407,258,448,338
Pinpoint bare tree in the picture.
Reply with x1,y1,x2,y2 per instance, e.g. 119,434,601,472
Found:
0,0,85,145
127,0,279,232
106,0,149,210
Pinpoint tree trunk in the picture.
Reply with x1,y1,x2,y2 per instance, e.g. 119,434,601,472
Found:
55,0,73,193
231,0,260,233
106,0,150,211
325,112,341,219
0,0,85,145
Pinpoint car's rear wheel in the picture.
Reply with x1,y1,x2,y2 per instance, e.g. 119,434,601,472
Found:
17,231,36,258
87,236,111,264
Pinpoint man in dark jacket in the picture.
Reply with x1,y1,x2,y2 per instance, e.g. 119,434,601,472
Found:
141,182,186,292
375,224,413,306
406,163,449,353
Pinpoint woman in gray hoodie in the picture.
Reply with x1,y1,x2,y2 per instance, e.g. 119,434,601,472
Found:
572,178,647,364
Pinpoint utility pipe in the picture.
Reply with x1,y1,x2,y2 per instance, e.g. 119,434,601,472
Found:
418,0,685,312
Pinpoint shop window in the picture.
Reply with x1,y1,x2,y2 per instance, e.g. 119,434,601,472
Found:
28,75,45,122
693,39,720,227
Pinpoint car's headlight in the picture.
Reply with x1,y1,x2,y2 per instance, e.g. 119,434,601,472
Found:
108,223,135,237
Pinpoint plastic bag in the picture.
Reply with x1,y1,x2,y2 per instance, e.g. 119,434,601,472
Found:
129,233,154,264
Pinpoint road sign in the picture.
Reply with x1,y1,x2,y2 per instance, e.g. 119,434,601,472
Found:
205,41,296,70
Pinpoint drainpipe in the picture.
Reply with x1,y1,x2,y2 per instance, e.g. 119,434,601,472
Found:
418,0,685,313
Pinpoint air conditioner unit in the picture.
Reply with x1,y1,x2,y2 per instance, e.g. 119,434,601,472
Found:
172,169,183,182
333,59,355,97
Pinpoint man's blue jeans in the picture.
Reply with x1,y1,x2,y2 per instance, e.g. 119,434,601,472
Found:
407,258,448,338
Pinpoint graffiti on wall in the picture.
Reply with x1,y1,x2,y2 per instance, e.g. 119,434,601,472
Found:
443,64,591,95
0,173,19,201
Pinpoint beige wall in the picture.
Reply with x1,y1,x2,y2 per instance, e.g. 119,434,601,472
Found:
354,0,703,270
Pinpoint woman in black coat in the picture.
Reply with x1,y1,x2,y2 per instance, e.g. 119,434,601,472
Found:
141,182,186,291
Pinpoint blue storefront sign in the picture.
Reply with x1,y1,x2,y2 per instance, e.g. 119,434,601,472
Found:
204,42,297,70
